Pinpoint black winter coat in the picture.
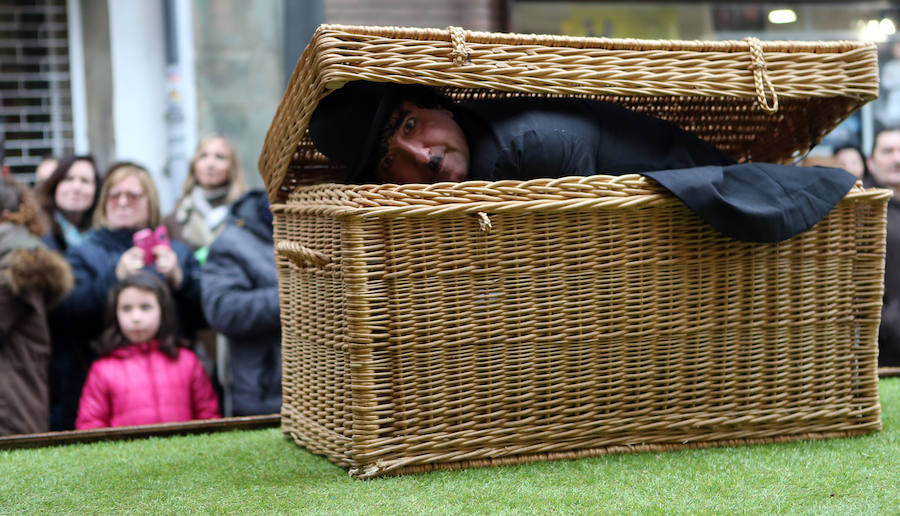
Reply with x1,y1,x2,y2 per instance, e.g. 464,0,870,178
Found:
454,98,856,243
456,97,735,181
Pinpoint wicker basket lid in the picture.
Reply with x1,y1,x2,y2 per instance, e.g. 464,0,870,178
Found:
259,24,878,201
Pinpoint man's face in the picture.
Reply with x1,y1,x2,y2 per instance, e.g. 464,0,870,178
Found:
376,101,470,184
868,130,900,188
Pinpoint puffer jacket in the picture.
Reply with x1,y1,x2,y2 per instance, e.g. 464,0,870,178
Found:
0,222,73,436
201,190,281,416
75,340,220,429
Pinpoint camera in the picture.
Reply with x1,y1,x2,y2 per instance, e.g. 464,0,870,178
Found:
133,226,171,265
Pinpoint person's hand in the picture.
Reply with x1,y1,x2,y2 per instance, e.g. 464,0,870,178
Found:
116,247,146,280
153,245,183,289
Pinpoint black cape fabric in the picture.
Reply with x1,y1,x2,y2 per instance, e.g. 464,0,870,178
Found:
452,99,855,243
642,164,857,243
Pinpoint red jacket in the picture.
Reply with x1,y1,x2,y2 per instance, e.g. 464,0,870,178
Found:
76,340,220,429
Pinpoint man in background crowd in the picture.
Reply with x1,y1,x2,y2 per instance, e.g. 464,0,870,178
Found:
865,126,900,367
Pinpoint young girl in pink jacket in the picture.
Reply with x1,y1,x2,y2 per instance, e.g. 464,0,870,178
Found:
76,272,220,429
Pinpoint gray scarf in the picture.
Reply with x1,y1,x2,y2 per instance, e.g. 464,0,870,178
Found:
189,185,230,231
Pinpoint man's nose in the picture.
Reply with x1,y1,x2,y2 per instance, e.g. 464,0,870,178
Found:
395,139,430,165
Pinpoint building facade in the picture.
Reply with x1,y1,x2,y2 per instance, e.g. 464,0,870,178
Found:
2,1,896,211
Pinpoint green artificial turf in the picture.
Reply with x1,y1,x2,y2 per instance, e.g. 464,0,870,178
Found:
2,378,897,515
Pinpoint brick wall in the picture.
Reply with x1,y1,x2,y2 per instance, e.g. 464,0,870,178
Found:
0,0,73,180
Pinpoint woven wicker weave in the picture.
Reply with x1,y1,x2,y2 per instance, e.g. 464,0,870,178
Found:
262,25,887,478
260,25,878,200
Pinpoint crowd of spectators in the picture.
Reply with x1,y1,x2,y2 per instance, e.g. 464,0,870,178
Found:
1,133,280,435
2,119,899,437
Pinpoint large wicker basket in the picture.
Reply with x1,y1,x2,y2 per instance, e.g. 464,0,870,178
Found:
260,25,889,478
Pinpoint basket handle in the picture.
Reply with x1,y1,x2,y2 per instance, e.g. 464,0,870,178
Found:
275,240,331,267
745,37,779,114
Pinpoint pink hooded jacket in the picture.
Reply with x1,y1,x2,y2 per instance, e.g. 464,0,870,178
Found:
75,340,220,429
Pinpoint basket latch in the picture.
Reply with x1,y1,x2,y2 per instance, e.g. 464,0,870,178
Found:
745,37,779,114
474,212,492,233
447,26,471,65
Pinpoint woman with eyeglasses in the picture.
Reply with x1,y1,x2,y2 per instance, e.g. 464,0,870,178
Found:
48,162,204,431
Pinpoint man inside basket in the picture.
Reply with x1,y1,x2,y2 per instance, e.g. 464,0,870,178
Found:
309,81,857,244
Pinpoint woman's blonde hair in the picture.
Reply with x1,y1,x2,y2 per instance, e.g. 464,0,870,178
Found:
93,162,161,228
181,135,247,203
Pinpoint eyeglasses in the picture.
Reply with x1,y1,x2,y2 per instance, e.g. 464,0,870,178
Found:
108,190,146,203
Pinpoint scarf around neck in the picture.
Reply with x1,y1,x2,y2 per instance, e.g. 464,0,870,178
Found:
55,211,90,248
189,185,230,231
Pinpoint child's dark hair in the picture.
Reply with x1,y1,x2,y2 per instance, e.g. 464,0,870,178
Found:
94,271,183,358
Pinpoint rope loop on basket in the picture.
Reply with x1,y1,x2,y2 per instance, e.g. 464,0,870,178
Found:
475,212,492,233
447,26,471,65
275,240,331,267
745,37,779,114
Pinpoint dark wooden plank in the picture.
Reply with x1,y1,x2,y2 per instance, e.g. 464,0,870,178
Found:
0,415,281,450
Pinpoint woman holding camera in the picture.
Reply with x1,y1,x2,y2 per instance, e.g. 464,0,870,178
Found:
49,162,204,430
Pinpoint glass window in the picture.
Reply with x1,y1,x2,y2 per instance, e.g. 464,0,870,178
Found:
511,1,900,155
